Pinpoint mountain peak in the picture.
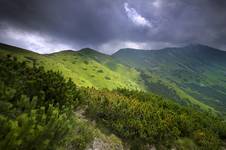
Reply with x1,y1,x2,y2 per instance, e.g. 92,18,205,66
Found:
79,48,97,53
51,48,106,56
78,48,109,56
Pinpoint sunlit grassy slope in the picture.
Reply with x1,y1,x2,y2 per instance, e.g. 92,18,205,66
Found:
46,49,146,90
0,43,216,112
0,43,144,90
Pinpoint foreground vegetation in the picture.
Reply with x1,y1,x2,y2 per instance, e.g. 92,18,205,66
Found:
0,56,226,149
86,89,226,149
0,56,93,149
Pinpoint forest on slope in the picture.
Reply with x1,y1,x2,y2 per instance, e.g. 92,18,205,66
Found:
0,51,226,149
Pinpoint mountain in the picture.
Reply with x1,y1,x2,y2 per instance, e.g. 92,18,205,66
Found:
113,44,226,112
0,43,144,90
1,43,226,113
1,56,225,149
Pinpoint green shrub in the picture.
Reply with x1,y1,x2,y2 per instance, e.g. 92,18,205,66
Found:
0,56,92,149
193,129,221,150
86,89,226,149
105,76,111,80
97,70,104,73
83,61,89,65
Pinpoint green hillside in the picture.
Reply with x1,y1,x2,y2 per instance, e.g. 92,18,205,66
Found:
0,43,144,90
46,49,145,90
113,44,226,113
1,56,226,149
0,43,220,113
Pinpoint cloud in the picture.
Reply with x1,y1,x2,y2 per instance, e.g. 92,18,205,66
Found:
98,40,178,54
0,24,73,54
152,0,162,8
0,0,226,53
98,40,148,54
124,3,152,28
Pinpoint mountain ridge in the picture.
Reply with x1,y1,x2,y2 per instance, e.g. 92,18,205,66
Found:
1,42,226,113
112,45,226,113
2,42,226,56
114,44,226,55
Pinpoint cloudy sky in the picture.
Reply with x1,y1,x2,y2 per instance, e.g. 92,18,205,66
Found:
0,0,226,54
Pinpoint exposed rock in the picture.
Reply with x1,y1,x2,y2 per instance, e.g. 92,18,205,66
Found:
86,137,124,150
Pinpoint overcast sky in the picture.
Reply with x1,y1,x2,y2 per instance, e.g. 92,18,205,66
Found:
0,0,226,54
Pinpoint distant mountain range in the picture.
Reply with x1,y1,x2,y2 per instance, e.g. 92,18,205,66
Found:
1,43,226,114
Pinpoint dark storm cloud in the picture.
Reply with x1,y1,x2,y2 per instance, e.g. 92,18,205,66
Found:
0,0,226,53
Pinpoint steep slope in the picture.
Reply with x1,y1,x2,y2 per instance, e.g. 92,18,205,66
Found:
0,43,144,90
0,43,216,112
1,56,225,149
46,48,145,89
113,44,226,112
